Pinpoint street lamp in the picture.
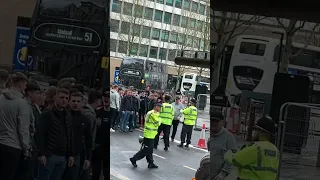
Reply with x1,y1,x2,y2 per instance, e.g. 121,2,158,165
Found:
272,32,284,73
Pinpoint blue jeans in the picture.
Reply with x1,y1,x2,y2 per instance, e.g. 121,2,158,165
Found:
120,111,132,131
39,155,66,180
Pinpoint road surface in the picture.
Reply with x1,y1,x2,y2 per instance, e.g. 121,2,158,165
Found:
110,129,207,180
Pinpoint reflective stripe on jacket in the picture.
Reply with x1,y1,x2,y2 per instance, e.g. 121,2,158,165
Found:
144,110,161,139
225,141,280,180
181,105,198,126
159,103,174,125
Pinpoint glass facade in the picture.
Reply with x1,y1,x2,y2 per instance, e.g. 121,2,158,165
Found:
110,0,209,62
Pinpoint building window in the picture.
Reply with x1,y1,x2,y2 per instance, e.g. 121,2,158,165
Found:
178,34,186,44
123,2,133,16
161,30,169,42
152,28,160,40
112,0,121,13
187,36,193,47
120,21,130,34
118,40,128,54
183,0,190,10
199,4,205,15
139,44,149,57
196,21,203,31
168,49,176,61
164,12,172,24
175,0,182,8
159,48,167,60
166,0,173,6
181,16,187,28
141,26,151,38
155,10,163,22
110,39,117,52
110,19,119,32
191,2,198,13
189,18,196,29
156,0,164,4
150,46,158,58
172,14,180,26
194,37,200,48
132,24,141,36
144,7,154,20
170,32,178,43
130,43,139,55
134,5,143,18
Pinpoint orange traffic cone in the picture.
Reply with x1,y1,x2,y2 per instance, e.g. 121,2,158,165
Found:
197,124,207,149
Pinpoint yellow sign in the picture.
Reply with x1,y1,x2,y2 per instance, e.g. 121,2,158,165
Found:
141,79,144,84
101,57,109,69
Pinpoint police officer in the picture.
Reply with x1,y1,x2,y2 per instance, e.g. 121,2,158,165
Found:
178,98,198,148
154,95,174,151
129,103,162,169
224,115,280,180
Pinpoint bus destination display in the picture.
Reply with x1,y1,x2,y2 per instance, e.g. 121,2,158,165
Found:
34,23,101,48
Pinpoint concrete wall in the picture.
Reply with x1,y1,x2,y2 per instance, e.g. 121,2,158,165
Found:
0,0,36,68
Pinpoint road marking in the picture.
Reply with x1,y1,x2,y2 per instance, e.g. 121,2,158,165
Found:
183,165,197,171
110,170,131,180
136,129,208,152
120,151,137,153
153,153,166,159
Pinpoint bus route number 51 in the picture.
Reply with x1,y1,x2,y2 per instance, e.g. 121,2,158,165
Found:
84,32,93,42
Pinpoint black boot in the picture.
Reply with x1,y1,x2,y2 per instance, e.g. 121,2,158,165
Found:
164,147,168,151
171,138,174,142
129,157,137,167
148,163,159,169
185,144,189,148
177,143,183,148
154,146,158,150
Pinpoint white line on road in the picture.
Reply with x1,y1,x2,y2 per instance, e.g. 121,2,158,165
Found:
110,170,131,180
183,165,197,171
153,153,166,159
120,151,137,153
136,129,208,152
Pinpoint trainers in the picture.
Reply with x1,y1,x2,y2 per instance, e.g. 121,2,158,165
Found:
171,138,174,142
110,128,115,132
164,147,168,151
148,163,158,169
130,158,137,167
177,143,183,148
154,146,158,150
185,144,189,148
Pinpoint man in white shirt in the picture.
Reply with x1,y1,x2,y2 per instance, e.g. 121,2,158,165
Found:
110,85,120,132
170,96,185,141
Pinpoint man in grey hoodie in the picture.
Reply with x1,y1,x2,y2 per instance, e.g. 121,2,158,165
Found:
110,85,120,132
196,110,236,180
0,69,9,95
0,72,32,180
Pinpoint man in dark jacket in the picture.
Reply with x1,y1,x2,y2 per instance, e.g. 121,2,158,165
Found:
0,69,9,95
139,91,147,128
15,82,41,180
37,88,75,180
120,89,135,132
64,92,92,180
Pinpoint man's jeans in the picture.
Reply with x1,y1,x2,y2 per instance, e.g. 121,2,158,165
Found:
120,111,132,131
39,155,66,180
63,155,80,180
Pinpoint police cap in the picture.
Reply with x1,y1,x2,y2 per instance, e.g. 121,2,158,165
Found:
254,115,276,136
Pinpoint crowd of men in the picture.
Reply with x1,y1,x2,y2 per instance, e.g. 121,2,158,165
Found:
0,69,110,180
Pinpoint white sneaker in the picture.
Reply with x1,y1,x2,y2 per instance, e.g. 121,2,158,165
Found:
110,128,115,132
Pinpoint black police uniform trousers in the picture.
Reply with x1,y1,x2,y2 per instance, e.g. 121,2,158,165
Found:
154,124,171,148
180,124,193,144
132,138,154,164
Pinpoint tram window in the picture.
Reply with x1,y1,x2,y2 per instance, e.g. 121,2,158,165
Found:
239,42,266,56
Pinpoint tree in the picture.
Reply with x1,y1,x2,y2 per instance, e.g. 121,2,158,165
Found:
118,0,148,56
275,19,319,72
211,11,265,91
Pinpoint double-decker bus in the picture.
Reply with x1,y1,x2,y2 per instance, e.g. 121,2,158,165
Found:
180,73,210,93
226,35,320,103
119,57,168,90
24,0,109,88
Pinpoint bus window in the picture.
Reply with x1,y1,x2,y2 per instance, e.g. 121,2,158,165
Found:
184,74,193,79
239,42,266,56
